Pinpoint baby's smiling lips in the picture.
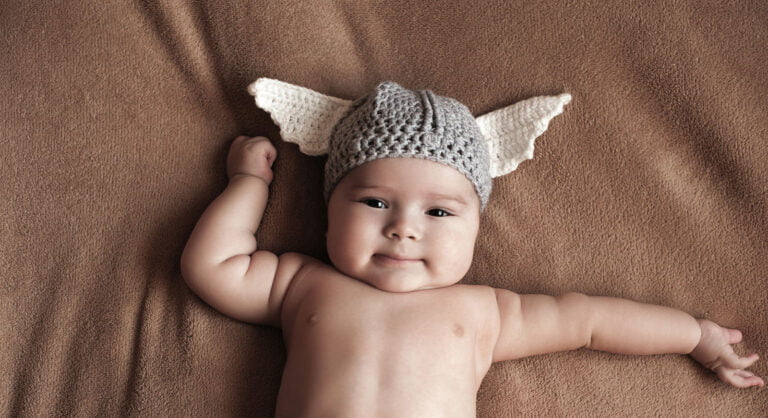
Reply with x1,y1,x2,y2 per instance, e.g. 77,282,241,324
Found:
373,253,422,266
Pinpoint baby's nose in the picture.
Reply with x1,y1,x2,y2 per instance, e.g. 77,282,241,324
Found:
384,215,420,240
388,230,416,240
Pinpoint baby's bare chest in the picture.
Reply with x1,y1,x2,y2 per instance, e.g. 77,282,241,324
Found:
294,289,475,352
280,269,497,381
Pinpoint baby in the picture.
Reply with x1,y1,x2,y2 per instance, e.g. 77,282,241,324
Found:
181,79,763,417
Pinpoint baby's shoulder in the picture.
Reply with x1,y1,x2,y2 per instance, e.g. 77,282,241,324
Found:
276,254,359,304
439,282,494,300
444,283,502,314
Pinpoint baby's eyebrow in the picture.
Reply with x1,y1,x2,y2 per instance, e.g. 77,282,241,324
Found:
349,185,469,207
349,185,393,194
426,192,469,207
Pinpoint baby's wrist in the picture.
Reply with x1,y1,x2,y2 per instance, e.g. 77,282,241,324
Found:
689,319,721,367
229,172,272,185
690,318,706,353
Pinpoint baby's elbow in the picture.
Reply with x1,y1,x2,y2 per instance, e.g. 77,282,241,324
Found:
180,251,211,293
180,258,198,281
180,247,198,285
555,291,591,311
179,244,232,292
556,292,595,349
180,237,205,278
180,242,211,286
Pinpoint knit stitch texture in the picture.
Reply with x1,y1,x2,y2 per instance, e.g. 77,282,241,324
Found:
325,81,492,207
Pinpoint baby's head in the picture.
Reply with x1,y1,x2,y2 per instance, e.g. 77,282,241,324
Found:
324,82,488,292
324,82,492,208
249,77,571,292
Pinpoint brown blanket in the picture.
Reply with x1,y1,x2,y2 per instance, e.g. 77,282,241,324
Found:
2,1,765,416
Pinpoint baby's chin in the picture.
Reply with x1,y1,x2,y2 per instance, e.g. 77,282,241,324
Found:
331,260,463,293
355,274,459,293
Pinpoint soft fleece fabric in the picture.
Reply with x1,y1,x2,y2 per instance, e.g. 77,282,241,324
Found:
1,1,765,416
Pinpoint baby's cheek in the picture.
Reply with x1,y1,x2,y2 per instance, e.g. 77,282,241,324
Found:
434,237,475,281
332,223,381,273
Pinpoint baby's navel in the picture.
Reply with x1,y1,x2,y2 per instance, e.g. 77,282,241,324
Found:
306,313,319,325
452,323,464,338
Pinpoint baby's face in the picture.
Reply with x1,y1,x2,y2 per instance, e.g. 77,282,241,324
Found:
326,158,481,292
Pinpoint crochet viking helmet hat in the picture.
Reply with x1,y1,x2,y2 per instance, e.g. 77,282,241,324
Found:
248,78,571,209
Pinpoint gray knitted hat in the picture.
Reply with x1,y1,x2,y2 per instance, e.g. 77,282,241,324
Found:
248,78,571,210
325,81,492,206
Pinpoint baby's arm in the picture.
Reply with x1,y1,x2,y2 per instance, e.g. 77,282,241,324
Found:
180,136,309,326
492,290,764,388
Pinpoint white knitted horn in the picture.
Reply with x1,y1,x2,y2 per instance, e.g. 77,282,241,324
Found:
476,93,571,177
247,78,353,155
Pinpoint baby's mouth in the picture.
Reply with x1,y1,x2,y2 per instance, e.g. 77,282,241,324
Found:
372,253,422,266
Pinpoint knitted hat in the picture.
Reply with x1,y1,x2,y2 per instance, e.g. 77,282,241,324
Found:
248,78,571,210
325,81,492,206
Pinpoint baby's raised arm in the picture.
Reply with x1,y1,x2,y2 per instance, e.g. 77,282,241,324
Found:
181,136,308,326
492,290,764,388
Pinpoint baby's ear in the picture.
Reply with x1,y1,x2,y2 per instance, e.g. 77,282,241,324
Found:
475,94,571,177
248,78,353,156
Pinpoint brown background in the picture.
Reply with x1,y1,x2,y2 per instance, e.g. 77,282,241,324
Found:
1,1,766,416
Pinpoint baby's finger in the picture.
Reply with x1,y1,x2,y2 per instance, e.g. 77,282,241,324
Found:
722,351,759,371
733,370,759,380
723,328,743,345
743,373,765,388
718,368,765,388
232,135,251,147
264,144,278,166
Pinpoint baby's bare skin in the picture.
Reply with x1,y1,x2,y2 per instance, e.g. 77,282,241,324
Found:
276,262,498,417
181,136,764,417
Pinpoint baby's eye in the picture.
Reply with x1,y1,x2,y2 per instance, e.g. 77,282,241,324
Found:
426,208,452,217
362,198,387,209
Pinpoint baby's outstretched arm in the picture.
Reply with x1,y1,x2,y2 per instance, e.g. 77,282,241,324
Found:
492,290,763,388
181,136,308,326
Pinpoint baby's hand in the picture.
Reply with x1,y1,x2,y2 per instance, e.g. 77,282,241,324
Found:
226,136,277,184
690,319,764,388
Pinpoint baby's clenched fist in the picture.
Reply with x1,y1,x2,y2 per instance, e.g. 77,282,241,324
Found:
227,136,277,184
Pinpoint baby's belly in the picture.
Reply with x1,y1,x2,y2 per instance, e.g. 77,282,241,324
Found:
275,305,482,417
